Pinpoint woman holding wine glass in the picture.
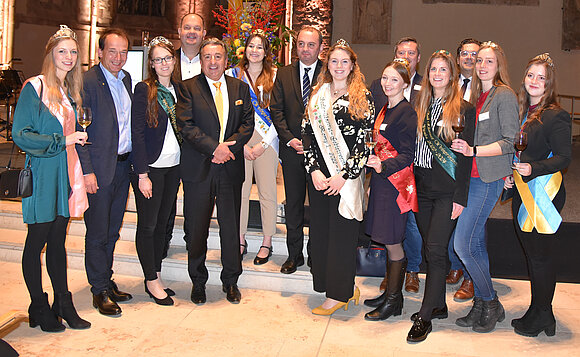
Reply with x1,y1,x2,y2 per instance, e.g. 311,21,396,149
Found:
131,36,182,306
363,59,418,321
12,25,90,332
301,39,374,315
507,53,571,337
450,41,519,333
406,50,476,342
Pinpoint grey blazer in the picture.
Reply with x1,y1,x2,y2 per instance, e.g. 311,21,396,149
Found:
473,85,519,183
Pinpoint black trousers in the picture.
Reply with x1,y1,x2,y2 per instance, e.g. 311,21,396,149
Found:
183,165,242,286
132,165,181,281
513,187,565,309
308,182,359,302
414,188,457,321
279,145,308,259
84,160,130,294
22,216,69,299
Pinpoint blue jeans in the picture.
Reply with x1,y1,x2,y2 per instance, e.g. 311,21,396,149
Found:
448,230,471,280
454,177,503,301
404,212,423,272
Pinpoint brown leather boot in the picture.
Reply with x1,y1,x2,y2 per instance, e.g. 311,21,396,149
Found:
454,279,474,301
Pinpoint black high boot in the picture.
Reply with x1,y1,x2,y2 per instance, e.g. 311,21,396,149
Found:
514,305,556,337
52,291,91,329
28,293,65,332
364,258,406,321
472,295,505,333
364,260,389,308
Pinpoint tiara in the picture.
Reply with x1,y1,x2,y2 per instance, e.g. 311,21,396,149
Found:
434,49,450,56
252,29,268,37
148,36,174,50
533,52,554,68
393,57,409,66
335,38,350,48
52,25,77,41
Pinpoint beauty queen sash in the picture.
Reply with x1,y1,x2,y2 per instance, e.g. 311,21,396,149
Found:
422,107,457,180
27,75,88,217
374,106,418,213
307,83,364,221
231,67,279,153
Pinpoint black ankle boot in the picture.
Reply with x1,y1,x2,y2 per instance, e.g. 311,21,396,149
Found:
456,297,483,327
514,306,556,337
52,291,91,329
29,293,65,332
364,258,406,321
511,305,537,328
472,295,505,333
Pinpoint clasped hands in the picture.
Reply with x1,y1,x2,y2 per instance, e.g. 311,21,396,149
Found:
243,142,266,161
212,141,237,164
311,170,346,196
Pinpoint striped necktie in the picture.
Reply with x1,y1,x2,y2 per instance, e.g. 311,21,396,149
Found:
302,67,311,108
213,82,225,142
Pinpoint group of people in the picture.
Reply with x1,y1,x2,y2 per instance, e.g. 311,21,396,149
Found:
11,12,570,345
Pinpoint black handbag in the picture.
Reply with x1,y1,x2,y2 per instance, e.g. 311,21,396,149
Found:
356,243,387,277
0,143,32,199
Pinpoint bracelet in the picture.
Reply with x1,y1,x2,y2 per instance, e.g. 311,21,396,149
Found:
473,146,477,157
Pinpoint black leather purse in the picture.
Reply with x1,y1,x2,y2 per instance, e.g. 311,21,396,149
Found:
356,242,387,277
0,143,32,199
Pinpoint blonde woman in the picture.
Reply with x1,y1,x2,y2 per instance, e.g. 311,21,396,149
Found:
302,39,373,315
12,25,90,332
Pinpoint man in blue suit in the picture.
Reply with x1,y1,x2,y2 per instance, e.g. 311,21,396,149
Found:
77,28,134,316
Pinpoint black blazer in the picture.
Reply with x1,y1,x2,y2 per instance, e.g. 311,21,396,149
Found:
131,81,180,174
77,65,133,186
271,60,323,145
520,108,571,182
176,74,254,183
369,72,423,120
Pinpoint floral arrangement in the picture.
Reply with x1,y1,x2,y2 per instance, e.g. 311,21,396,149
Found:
213,0,292,67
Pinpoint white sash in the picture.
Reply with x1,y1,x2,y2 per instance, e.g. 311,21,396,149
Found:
307,83,364,221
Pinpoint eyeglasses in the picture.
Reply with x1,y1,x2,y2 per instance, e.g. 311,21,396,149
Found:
460,50,477,57
152,55,175,64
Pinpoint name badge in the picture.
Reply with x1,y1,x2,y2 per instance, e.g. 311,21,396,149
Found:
380,123,387,131
479,111,490,121
414,84,422,91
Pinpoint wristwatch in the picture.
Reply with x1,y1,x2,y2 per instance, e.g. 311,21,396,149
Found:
260,141,269,149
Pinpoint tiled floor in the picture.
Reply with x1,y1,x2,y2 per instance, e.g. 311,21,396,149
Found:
1,260,579,356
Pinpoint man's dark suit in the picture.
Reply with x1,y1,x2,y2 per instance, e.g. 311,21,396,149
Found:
77,65,133,295
176,74,254,286
271,60,322,261
369,72,423,118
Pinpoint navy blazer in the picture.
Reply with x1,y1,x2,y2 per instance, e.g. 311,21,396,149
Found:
77,65,133,187
176,74,254,184
131,81,179,174
271,60,323,146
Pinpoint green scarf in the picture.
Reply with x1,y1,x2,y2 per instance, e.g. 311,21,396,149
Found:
422,107,457,180
156,81,182,144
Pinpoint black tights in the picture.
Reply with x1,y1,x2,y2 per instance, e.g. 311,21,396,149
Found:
22,216,69,299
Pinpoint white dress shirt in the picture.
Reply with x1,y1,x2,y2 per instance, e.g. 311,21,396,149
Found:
205,74,230,142
459,74,473,101
180,51,201,81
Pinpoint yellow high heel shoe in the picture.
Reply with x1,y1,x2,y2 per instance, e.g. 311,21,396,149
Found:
311,286,361,315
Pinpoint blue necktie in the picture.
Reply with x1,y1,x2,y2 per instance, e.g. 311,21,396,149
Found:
302,67,311,108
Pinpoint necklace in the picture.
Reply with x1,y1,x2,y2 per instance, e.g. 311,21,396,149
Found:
331,83,347,97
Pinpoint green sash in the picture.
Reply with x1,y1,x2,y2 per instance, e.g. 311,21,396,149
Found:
156,81,182,144
422,107,457,180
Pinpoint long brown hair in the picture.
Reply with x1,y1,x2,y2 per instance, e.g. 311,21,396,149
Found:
144,38,176,128
234,32,275,108
40,26,83,115
415,50,461,142
469,41,511,105
517,53,561,127
311,41,370,119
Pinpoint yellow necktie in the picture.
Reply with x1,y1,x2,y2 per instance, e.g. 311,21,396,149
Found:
213,82,225,143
